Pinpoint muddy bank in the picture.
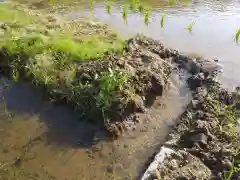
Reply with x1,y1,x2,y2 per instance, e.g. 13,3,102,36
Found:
0,3,175,136
1,3,238,180
142,72,240,179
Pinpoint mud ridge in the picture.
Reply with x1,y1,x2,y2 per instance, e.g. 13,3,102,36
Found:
142,65,240,179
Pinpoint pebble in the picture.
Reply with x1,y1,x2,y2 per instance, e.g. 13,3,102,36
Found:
150,169,161,180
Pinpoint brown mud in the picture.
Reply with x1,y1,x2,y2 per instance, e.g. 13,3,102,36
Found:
145,72,240,179
1,3,239,179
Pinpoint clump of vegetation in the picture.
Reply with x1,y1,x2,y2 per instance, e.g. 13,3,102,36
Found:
106,2,112,15
0,4,172,136
0,3,129,126
234,28,240,43
160,15,166,28
0,3,32,24
122,4,128,24
186,21,195,33
144,7,151,25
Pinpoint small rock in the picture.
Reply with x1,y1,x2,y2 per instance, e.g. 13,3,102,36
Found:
163,139,178,148
221,159,233,171
133,95,145,112
169,159,179,170
14,157,22,166
106,166,113,173
212,57,220,62
191,99,199,109
150,169,161,180
189,133,208,147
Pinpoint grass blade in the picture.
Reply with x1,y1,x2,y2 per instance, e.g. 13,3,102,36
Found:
123,4,128,24
90,0,95,10
138,4,144,13
187,21,195,33
144,8,151,25
234,28,240,43
106,2,112,15
169,0,176,6
161,15,166,28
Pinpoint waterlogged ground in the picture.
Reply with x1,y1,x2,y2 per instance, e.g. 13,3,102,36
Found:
0,0,239,179
0,74,191,179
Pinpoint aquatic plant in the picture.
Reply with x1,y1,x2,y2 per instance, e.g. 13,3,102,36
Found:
49,0,53,5
90,0,95,10
187,21,195,33
122,4,128,24
130,0,137,10
144,8,151,25
138,3,144,13
106,2,112,15
234,28,240,43
169,0,176,6
161,15,166,28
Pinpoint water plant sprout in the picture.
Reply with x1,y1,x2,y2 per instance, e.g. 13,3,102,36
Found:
161,15,166,28
187,21,195,33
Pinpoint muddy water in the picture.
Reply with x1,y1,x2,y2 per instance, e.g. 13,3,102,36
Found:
0,71,191,179
2,0,239,179
52,0,240,88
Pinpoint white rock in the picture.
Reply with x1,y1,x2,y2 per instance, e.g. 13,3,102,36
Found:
141,146,175,180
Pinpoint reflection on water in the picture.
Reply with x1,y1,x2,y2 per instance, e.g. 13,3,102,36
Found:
0,72,191,179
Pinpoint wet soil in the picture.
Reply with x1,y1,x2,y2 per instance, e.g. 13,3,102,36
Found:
0,71,191,180
146,75,240,180
1,4,237,179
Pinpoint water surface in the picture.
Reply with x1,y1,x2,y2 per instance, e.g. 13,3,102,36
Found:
55,0,240,88
1,0,240,179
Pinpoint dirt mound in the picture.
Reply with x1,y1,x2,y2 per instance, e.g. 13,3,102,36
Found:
145,75,240,179
69,36,172,135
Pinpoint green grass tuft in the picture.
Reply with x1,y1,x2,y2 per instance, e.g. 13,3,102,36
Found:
161,15,166,28
234,28,240,43
187,21,195,33
0,3,32,24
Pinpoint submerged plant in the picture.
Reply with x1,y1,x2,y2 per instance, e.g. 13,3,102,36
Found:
144,8,151,25
187,21,195,33
234,28,240,43
161,15,166,28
